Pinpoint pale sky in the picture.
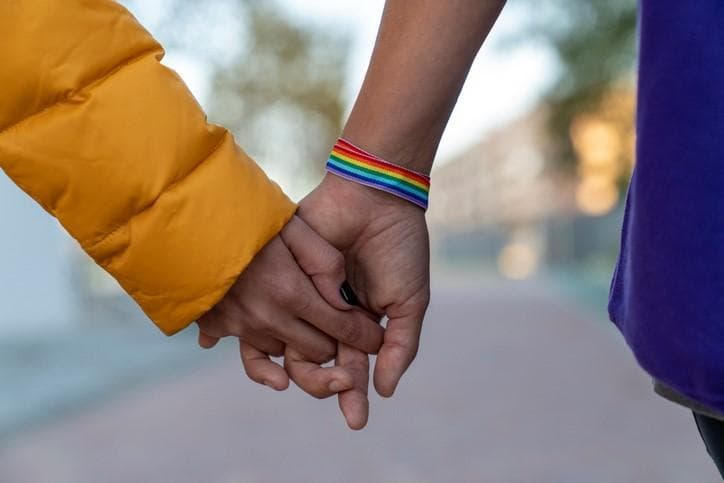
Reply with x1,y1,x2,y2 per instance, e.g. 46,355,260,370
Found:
276,0,558,163
130,1,557,164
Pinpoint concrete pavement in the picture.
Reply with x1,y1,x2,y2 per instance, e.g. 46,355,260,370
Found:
0,274,718,483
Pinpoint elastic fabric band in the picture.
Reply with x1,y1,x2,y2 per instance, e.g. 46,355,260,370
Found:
326,138,431,210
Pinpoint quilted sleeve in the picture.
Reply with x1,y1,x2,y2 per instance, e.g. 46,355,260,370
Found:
0,0,297,334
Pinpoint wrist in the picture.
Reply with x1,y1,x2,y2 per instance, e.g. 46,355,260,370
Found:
299,172,427,253
319,172,413,213
303,174,420,230
340,125,438,176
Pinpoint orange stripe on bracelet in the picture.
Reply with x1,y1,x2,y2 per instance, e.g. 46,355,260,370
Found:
326,139,430,209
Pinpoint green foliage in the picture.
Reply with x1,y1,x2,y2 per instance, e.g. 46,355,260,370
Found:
209,1,349,187
515,0,638,167
134,0,350,192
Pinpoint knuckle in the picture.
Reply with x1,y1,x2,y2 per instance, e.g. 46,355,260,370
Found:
292,296,314,316
268,345,285,358
245,306,274,332
388,338,420,366
278,285,313,315
325,250,345,275
337,318,362,344
219,314,246,338
316,343,336,364
283,356,298,373
248,315,273,334
299,383,332,400
303,346,334,365
299,337,335,363
274,279,306,310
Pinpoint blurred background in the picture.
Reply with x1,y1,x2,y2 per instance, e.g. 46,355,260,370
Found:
1,1,719,482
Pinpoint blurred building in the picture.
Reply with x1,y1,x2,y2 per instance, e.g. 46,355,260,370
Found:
429,106,625,279
429,108,574,229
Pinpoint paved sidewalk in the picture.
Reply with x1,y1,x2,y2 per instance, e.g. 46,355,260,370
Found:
0,275,718,483
0,321,207,438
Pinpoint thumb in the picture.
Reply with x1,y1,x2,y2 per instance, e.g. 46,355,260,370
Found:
373,296,427,397
280,215,355,310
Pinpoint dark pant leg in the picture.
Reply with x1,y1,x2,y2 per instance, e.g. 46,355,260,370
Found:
694,411,724,478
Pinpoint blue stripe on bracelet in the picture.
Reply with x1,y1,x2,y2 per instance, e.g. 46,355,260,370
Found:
326,159,429,208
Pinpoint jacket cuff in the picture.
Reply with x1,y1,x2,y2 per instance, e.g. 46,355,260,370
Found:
88,132,297,335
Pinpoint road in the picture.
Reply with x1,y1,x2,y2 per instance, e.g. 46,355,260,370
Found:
0,274,718,483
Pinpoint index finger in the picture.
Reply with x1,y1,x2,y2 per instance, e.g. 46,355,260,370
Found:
296,291,384,354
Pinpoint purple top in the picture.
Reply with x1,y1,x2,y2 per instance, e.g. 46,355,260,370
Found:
609,1,724,412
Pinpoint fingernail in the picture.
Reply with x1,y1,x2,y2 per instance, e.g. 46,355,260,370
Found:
340,281,359,306
263,380,273,389
329,380,346,392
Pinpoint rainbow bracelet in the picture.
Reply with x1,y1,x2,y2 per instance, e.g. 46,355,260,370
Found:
326,138,431,210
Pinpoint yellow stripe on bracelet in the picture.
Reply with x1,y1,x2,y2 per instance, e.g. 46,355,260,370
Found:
326,139,430,209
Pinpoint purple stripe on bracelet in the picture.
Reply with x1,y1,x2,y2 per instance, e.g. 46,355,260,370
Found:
326,164,428,209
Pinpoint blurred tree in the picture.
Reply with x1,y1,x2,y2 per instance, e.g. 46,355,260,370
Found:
128,0,350,196
515,0,637,173
208,1,349,194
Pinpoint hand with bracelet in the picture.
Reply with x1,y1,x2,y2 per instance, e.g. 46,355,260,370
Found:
272,0,506,429
196,215,384,393
197,0,502,430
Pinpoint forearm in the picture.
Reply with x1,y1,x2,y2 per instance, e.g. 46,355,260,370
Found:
343,0,506,174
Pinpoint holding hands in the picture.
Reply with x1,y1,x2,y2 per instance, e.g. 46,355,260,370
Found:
197,0,503,429
197,188,429,429
299,174,430,399
196,215,385,426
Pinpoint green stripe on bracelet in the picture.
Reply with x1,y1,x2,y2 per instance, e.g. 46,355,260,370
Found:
325,139,430,209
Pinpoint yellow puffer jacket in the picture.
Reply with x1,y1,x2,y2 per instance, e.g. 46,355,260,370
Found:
0,0,297,334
